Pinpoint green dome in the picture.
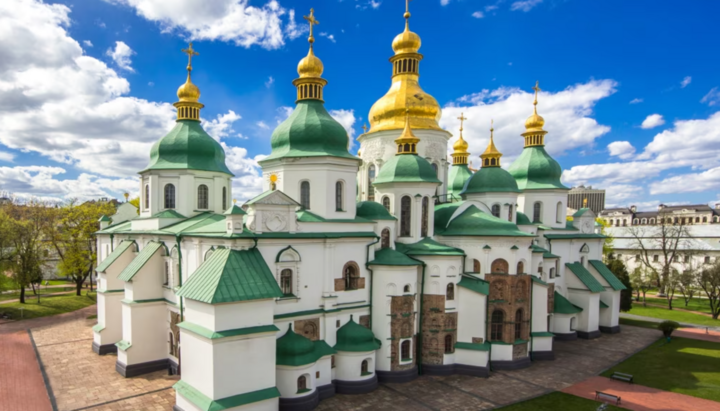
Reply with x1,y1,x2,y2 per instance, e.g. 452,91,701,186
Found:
448,164,473,197
373,155,441,185
276,325,316,366
507,146,568,190
143,120,232,175
461,166,519,195
356,201,396,221
334,316,381,352
437,205,532,237
261,100,356,161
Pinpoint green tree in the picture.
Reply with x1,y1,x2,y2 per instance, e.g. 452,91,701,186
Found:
128,197,140,214
698,261,720,320
630,267,652,306
607,259,633,312
596,218,614,256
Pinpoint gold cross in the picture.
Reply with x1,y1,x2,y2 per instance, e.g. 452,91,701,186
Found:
362,124,368,133
532,80,541,105
304,8,319,41
181,42,199,69
406,0,412,13
457,112,467,132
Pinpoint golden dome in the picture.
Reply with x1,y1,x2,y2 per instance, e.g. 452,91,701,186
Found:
480,121,502,167
177,73,200,102
453,134,469,153
524,111,545,131
368,80,442,132
297,47,324,78
392,18,421,55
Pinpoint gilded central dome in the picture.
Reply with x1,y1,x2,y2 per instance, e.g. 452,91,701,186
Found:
177,74,200,102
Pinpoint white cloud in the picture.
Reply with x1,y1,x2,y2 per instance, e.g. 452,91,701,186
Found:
106,41,135,71
265,76,274,88
203,110,241,140
319,32,336,43
650,167,720,195
328,109,356,149
485,5,499,12
680,76,692,88
629,98,643,104
83,40,93,47
257,120,270,129
369,1,381,9
607,141,635,160
441,0,451,6
701,87,720,106
110,0,301,49
472,11,484,18
276,106,293,124
511,0,542,12
0,151,14,162
640,113,665,129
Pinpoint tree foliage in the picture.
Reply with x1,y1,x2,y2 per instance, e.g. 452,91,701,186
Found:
607,259,633,312
630,267,653,306
698,261,720,320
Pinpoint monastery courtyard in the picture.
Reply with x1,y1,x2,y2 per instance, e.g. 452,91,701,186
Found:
1,307,661,411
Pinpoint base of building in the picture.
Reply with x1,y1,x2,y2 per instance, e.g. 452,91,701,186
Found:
377,366,418,383
279,389,319,411
173,406,183,411
317,383,335,401
454,364,490,378
92,342,117,355
553,332,578,341
577,330,602,340
531,350,555,361
490,356,531,371
116,358,169,378
168,359,179,375
334,375,378,395
422,363,454,376
599,325,621,334
420,363,489,377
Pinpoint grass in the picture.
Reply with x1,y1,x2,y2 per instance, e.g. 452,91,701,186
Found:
628,303,720,327
0,292,96,320
619,317,662,330
602,337,720,402
496,392,627,410
45,279,75,286
641,296,715,314
0,287,77,302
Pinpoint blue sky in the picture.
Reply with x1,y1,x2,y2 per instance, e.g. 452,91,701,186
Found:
1,0,720,209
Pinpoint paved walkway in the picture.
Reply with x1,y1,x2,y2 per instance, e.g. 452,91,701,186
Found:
674,327,720,343
562,376,720,411
0,331,53,411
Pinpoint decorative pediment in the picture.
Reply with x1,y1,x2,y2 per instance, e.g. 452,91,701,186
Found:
246,190,301,207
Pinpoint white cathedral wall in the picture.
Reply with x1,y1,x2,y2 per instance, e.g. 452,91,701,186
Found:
532,337,553,352
457,287,486,343
438,237,533,278
185,299,275,332
490,344,513,362
94,292,124,347
550,313,574,334
517,190,568,229
374,182,438,244
599,290,621,327
567,291,599,333
276,363,317,399
334,350,375,382
140,170,232,218
531,282,550,333
119,300,167,365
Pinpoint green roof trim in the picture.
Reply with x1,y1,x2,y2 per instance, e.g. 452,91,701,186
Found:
178,321,279,339
177,248,283,304
461,166,520,195
334,316,381,352
275,245,301,263
511,245,519,250
447,164,473,197
531,331,555,338
356,201,397,221
589,260,628,291
276,325,336,366
544,233,606,239
151,209,186,219
565,263,605,293
553,291,583,314
92,323,105,333
543,251,560,259
174,380,280,411
454,341,490,352
115,340,132,351
530,275,549,286
373,154,442,185
516,212,532,225
96,240,136,273
507,145,568,190
436,205,534,237
369,248,421,266
98,215,111,222
483,245,492,250
573,208,591,218
600,300,609,309
396,237,465,256
530,245,548,253
457,274,489,295
296,209,373,223
223,204,247,215
117,241,163,282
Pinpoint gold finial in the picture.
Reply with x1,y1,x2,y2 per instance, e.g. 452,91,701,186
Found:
457,112,467,136
233,198,237,204
481,119,502,167
451,112,470,165
532,80,541,113
583,198,588,208
181,42,199,72
175,42,203,120
404,0,412,27
304,8,319,46
295,8,326,101
362,124,368,134
394,108,420,155
523,81,547,146
123,192,129,202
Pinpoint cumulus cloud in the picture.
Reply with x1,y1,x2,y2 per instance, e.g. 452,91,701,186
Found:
83,40,93,47
319,32,336,43
472,11,484,18
0,151,15,162
650,167,720,195
265,76,274,88
680,76,692,88
441,0,451,6
701,87,720,106
629,98,643,104
607,141,635,160
203,110,241,140
641,113,665,129
511,0,542,12
106,41,135,71
257,121,270,129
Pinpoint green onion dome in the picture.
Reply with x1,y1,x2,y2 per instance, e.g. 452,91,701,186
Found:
373,154,441,185
143,120,233,175
261,100,356,162
276,325,317,366
334,315,381,352
507,146,568,190
448,164,473,197
356,201,396,221
461,166,519,195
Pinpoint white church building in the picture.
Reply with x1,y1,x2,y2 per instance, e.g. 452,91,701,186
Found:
92,7,624,411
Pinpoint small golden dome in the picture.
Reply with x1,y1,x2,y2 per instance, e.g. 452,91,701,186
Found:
392,25,421,55
177,74,200,102
297,47,324,78
524,111,545,131
453,135,469,153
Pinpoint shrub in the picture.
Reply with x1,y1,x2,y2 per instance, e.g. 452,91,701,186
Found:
657,320,680,338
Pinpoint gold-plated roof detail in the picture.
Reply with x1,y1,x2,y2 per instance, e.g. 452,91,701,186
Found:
480,120,502,167
297,9,324,78
392,0,421,55
522,81,548,147
394,109,421,155
451,112,470,165
174,43,204,121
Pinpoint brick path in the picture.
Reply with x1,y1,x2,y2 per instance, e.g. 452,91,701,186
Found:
562,376,720,411
674,327,720,343
0,331,52,411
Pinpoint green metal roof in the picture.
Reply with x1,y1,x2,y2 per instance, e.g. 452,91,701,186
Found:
373,154,442,185
454,341,490,352
437,205,534,237
369,248,421,266
600,300,609,309
434,202,461,231
544,233,605,239
152,209,186,219
530,244,548,253
457,274,489,295
356,201,396,221
395,237,465,256
177,248,283,304
296,209,373,223
143,120,233,175
224,204,247,215
573,208,591,218
334,316,381,352
447,164,473,197
461,166,520,195
117,241,164,282
276,325,336,366
507,146,568,190
516,212,532,225
96,240,136,273
98,215,111,222
530,275,549,286
565,263,605,293
261,100,357,162
589,260,627,291
553,291,583,314
179,321,279,339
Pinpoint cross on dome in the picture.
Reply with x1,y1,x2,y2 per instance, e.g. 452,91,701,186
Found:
304,8,319,45
181,42,199,71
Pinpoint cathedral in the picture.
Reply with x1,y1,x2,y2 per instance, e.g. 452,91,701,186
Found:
92,5,624,411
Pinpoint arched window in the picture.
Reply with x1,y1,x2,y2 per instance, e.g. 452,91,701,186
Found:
335,181,344,211
508,205,513,221
491,310,504,341
517,261,524,274
549,267,555,278
703,216,708,223
515,309,524,339
297,376,307,392
368,164,376,184
400,196,411,237
164,184,176,209
444,334,453,353
533,202,542,223
197,184,209,209
446,283,454,300
473,259,481,273
164,261,169,285
343,262,359,290
403,284,410,293
556,201,563,223
361,360,369,375
431,163,438,176
381,228,390,248
492,204,501,218
300,181,310,209
491,259,509,274
280,269,293,296
382,196,390,211
222,187,227,210
144,184,149,210
401,340,411,360
421,197,429,237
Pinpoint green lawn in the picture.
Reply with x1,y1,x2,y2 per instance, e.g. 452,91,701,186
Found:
602,337,720,402
0,287,77,302
629,303,720,327
497,392,627,410
642,296,715,314
619,317,662,330
0,292,96,320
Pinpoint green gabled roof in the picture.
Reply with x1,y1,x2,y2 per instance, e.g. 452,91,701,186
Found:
554,291,583,314
507,145,568,190
96,220,133,234
457,274,489,295
565,263,605,293
296,209,373,223
600,300,609,309
356,201,396,221
531,275,549,286
165,213,225,234
276,325,336,366
437,205,534,237
448,164,473,197
516,212,532,225
98,215,111,222
177,248,282,304
261,100,357,162
152,209,186,219
373,154,441,185
224,204,246,215
369,248,421,266
434,202,462,231
173,380,279,411
334,316,381,352
589,260,627,291
454,341,490,352
96,240,136,273
543,251,560,259
143,120,233,175
573,208,591,218
461,165,520,195
530,244,548,253
396,237,465,256
117,241,164,282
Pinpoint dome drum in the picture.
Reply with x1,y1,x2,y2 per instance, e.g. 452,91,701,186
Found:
173,101,204,121
293,77,328,103
390,53,423,77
